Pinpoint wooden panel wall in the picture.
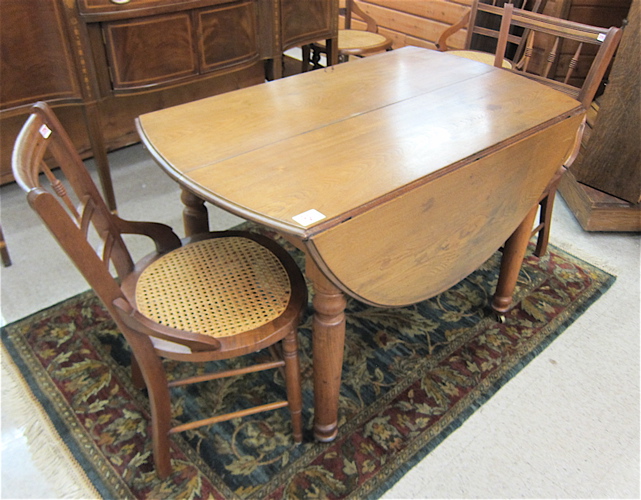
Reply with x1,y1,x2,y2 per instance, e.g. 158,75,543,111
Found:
345,0,472,50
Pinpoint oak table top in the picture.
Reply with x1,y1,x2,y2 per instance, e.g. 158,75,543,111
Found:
137,46,585,441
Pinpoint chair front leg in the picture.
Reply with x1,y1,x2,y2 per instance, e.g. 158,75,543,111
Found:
302,45,311,72
126,334,173,479
282,329,303,443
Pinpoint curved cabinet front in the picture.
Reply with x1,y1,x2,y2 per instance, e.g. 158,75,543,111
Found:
199,2,259,73
280,0,336,50
104,13,198,90
103,1,260,91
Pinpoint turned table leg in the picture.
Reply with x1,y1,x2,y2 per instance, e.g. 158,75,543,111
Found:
492,205,538,313
180,188,209,236
305,257,347,442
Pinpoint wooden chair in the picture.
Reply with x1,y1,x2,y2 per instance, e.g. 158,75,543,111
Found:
436,0,547,68
12,102,308,479
302,0,393,71
493,4,623,255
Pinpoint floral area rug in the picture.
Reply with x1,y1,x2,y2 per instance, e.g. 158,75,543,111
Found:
1,232,614,499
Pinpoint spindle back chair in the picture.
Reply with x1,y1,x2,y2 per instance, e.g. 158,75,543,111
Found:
493,4,622,255
494,3,623,107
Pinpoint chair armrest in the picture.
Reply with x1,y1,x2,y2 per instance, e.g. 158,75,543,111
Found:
113,297,223,352
349,0,379,32
114,217,181,254
436,11,470,51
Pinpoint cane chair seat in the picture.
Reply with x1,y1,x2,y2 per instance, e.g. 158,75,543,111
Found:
134,237,293,339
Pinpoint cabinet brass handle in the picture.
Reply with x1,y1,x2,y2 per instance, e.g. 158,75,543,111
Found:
110,0,132,4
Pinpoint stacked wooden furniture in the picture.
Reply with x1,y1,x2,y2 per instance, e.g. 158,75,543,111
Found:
0,0,338,210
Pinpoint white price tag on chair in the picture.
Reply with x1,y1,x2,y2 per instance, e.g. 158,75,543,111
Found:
39,124,52,139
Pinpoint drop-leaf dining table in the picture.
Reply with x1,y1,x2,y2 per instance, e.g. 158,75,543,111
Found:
136,46,585,442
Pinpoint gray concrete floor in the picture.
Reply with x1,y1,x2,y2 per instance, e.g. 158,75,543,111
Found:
1,143,639,498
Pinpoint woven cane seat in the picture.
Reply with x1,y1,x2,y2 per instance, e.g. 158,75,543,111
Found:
135,237,292,338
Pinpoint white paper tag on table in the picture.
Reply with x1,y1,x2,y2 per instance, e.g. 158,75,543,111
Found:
293,209,326,226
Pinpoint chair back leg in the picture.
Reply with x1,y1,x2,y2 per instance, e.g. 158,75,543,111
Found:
534,178,561,257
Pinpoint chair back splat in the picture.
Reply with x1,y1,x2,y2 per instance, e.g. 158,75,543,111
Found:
12,102,307,479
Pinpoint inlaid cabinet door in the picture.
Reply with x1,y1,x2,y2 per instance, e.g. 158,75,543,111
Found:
103,13,198,90
280,0,337,50
197,1,260,73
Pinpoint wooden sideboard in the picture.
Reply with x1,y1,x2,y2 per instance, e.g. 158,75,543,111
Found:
0,0,338,210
